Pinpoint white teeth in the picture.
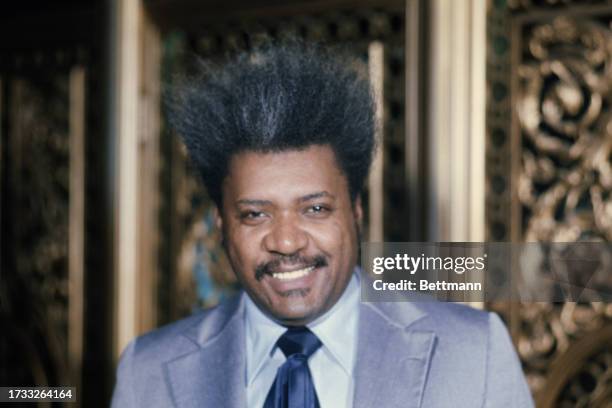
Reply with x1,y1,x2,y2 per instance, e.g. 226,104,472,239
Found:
272,266,315,281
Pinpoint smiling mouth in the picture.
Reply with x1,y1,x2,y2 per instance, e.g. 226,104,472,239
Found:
255,255,328,281
271,265,316,281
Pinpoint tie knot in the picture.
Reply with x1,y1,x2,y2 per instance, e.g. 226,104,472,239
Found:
277,327,322,358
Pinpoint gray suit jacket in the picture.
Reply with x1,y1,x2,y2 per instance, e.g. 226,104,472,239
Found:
111,294,534,407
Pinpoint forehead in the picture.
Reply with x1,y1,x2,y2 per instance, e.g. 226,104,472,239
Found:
223,145,348,203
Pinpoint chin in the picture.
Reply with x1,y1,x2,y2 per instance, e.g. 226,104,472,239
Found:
270,305,321,325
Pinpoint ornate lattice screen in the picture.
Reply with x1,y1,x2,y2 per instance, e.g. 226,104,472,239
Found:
487,1,612,406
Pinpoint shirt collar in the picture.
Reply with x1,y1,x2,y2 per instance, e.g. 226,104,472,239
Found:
245,270,360,385
307,272,359,375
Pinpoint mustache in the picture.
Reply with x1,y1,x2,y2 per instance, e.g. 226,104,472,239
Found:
255,254,328,281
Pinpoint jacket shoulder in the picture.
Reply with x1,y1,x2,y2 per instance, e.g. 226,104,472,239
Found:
371,300,490,334
126,294,242,365
131,311,206,361
417,301,490,330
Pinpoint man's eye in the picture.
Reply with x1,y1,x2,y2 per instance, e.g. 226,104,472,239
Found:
307,205,330,214
241,211,265,219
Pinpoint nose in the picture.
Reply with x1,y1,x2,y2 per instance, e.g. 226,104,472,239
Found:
262,213,308,255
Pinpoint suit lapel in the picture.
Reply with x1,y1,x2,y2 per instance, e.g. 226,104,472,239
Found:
165,296,246,408
353,303,436,408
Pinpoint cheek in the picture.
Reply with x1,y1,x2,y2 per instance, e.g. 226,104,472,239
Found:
307,217,355,255
225,223,262,270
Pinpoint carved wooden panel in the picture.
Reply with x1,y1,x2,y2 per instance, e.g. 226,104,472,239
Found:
0,22,110,402
487,1,612,405
1,74,72,395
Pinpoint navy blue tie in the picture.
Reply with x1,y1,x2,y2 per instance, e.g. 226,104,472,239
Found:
263,327,322,408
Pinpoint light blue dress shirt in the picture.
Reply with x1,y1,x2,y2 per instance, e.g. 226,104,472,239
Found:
245,272,360,408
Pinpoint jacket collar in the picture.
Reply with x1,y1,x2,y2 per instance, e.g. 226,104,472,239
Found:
353,301,436,408
164,291,436,408
164,295,247,408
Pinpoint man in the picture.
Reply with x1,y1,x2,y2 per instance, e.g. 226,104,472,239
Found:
111,41,533,407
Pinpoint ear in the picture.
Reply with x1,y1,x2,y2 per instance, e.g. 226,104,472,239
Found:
214,206,223,232
214,206,230,250
353,195,363,228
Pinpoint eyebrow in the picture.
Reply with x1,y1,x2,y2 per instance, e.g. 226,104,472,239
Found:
236,199,272,206
297,191,335,203
235,191,334,207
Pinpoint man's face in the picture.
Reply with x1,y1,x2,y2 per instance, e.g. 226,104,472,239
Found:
218,145,362,326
